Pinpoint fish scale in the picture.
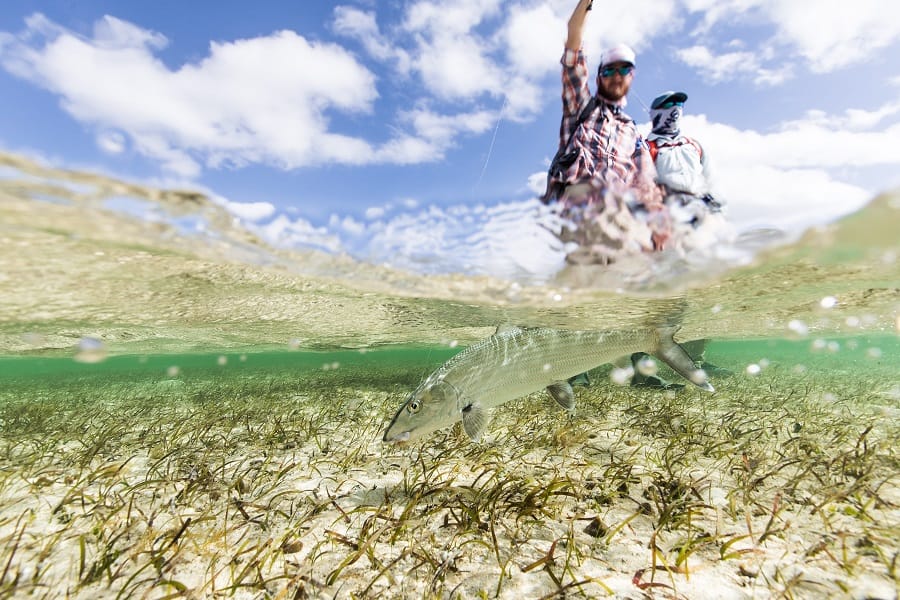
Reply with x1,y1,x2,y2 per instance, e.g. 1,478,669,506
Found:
383,325,712,443
447,327,655,409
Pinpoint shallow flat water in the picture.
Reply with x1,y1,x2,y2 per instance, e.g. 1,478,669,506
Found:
0,152,898,598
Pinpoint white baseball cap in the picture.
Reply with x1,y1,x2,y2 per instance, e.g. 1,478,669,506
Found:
599,44,636,68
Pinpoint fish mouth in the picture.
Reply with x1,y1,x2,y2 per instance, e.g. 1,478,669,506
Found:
382,429,411,444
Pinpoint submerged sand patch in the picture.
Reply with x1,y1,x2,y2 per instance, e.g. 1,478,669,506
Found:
0,356,897,599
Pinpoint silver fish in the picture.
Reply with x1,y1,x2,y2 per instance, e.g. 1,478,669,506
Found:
383,325,713,443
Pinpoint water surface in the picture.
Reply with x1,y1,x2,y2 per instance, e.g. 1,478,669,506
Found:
0,152,897,599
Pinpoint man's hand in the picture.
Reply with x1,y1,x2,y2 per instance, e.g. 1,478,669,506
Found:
566,0,594,50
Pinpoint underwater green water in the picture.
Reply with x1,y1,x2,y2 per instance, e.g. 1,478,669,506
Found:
0,346,455,384
1,335,895,394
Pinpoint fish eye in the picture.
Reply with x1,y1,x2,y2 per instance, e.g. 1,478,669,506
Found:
407,399,421,414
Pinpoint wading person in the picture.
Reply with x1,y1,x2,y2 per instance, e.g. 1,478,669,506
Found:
542,0,670,264
629,90,733,384
646,90,725,230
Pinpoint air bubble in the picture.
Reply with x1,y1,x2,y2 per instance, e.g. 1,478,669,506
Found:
746,364,761,376
74,337,107,363
167,365,181,377
635,356,658,376
787,319,809,336
610,367,634,386
866,347,882,359
690,369,709,385
820,296,838,309
217,355,228,366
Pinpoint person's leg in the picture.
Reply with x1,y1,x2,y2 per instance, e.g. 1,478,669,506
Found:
568,371,592,387
629,352,684,390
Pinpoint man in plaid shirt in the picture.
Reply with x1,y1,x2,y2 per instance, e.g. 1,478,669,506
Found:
546,0,670,253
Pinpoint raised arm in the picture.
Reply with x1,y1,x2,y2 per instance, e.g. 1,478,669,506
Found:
566,0,593,51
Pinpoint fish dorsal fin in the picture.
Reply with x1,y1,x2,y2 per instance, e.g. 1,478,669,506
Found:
495,324,522,335
546,381,575,412
461,403,490,442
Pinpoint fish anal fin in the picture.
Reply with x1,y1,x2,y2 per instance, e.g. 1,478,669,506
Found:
546,381,576,412
461,404,490,442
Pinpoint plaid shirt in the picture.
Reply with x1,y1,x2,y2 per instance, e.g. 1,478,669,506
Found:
556,48,663,212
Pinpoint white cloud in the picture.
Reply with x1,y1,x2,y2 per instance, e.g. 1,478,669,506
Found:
502,4,566,78
814,103,900,131
403,0,502,35
676,45,792,86
96,130,125,154
404,108,495,145
332,6,411,73
367,107,498,163
0,14,383,173
765,0,900,72
713,165,869,230
527,170,549,196
682,0,900,73
364,206,386,220
3,12,512,177
218,199,276,222
330,213,367,236
578,0,681,58
689,113,900,170
256,214,344,254
399,0,505,102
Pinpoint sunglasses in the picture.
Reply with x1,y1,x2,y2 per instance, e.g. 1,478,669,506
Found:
599,65,634,78
658,100,684,109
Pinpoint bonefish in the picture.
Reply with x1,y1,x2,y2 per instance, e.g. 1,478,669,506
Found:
383,325,713,443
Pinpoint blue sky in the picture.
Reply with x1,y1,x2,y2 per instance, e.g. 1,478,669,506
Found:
1,0,899,276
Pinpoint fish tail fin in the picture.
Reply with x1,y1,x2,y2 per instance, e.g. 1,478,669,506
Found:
653,326,715,392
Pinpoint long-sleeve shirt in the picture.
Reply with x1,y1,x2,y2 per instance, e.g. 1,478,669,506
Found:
646,131,710,197
556,48,663,212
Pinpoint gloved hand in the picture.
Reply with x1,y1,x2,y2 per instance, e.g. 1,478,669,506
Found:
701,194,723,213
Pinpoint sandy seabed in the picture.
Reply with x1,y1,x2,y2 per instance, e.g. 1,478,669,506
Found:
0,356,897,600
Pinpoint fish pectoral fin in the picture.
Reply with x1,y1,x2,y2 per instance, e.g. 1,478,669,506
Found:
546,381,576,412
653,327,715,393
461,403,490,442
